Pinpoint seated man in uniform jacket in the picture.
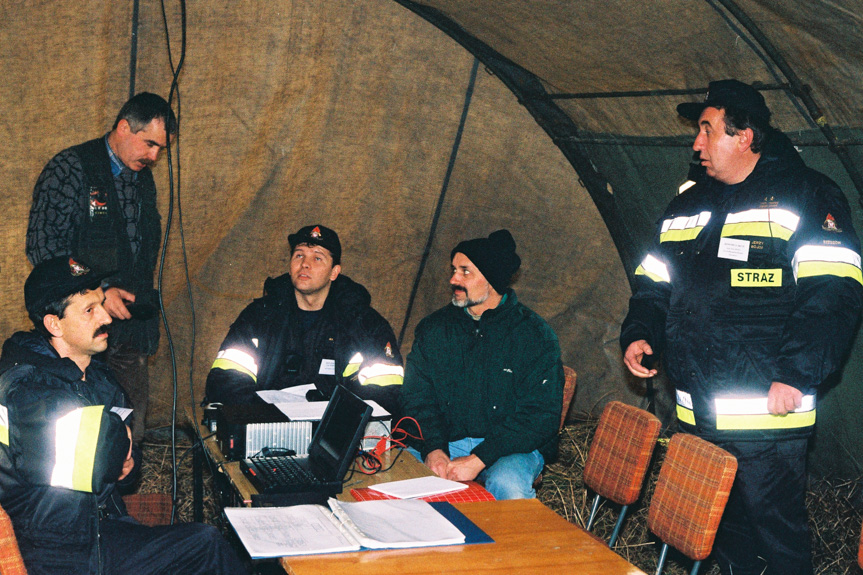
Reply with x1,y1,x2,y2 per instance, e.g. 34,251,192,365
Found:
0,257,244,575
205,224,404,417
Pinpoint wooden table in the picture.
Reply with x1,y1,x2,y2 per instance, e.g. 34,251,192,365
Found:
192,411,645,575
279,498,646,575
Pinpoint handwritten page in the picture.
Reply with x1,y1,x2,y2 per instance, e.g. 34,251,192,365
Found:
368,476,469,499
224,505,359,558
328,498,466,549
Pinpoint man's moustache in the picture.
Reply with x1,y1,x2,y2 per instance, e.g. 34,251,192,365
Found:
94,326,109,337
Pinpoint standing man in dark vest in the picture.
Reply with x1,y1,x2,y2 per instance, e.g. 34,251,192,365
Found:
27,93,177,443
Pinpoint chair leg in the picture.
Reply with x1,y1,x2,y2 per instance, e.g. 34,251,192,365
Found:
608,504,628,547
586,494,602,531
655,542,669,575
689,560,701,575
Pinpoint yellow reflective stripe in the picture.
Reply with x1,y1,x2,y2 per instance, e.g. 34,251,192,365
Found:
730,269,782,287
212,348,258,375
635,254,670,283
676,404,695,426
361,374,404,387
721,222,794,240
72,406,102,492
52,406,103,492
715,394,815,414
0,404,7,446
794,245,861,266
678,180,696,194
660,212,710,243
716,410,816,430
358,364,405,387
661,227,704,243
797,261,863,285
211,358,257,382
343,363,360,377
343,352,364,377
793,244,863,287
723,208,799,236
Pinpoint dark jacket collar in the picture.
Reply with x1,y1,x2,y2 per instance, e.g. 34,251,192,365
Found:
261,273,372,315
0,331,85,382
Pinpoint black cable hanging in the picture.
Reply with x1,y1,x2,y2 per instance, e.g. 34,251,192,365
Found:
157,0,187,525
397,57,479,347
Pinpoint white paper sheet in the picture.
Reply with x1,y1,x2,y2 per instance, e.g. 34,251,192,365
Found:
224,505,358,559
368,476,469,499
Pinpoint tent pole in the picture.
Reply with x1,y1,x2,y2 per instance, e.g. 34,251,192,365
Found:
393,0,642,290
397,58,480,346
128,0,140,99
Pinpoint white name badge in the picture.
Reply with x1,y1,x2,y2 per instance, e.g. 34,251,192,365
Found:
318,358,336,375
718,237,750,262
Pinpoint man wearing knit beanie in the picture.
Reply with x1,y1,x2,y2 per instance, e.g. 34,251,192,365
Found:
401,230,564,500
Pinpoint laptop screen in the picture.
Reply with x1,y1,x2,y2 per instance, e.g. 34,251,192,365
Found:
308,385,372,481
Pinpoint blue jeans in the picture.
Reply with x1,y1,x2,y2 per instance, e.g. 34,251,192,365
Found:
407,437,544,500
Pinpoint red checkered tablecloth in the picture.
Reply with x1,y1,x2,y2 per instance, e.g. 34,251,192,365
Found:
350,480,495,502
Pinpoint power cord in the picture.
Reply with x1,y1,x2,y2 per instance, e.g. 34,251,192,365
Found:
156,0,187,525
351,416,424,476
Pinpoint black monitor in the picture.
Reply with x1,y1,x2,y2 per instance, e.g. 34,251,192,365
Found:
307,385,373,481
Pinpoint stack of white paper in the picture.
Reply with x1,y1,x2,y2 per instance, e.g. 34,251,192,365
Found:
368,476,469,499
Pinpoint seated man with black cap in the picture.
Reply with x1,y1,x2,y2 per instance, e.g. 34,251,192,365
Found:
0,257,244,574
400,230,564,500
206,224,404,416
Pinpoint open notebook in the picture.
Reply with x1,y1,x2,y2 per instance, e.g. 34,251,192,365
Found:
225,498,492,558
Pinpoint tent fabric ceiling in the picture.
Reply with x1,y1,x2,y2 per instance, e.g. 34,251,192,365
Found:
1,0,862,475
413,0,863,133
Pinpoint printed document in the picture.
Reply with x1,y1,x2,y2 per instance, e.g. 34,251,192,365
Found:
225,498,465,558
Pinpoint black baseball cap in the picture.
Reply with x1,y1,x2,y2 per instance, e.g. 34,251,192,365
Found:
288,225,341,265
25,257,112,316
677,79,771,125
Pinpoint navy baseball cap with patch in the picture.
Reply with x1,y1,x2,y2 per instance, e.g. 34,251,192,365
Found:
677,79,771,125
288,224,341,265
25,257,112,316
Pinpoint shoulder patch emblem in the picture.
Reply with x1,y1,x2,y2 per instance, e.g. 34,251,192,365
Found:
822,214,842,233
384,342,394,358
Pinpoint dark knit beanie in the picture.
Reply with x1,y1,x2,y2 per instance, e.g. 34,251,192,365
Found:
451,229,521,293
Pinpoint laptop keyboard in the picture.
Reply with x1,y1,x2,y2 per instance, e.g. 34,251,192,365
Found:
241,456,328,493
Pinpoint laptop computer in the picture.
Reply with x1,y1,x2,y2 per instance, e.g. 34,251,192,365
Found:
240,384,373,497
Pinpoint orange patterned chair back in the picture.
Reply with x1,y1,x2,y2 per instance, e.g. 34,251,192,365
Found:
122,493,173,527
583,400,661,506
858,518,863,569
0,503,26,575
648,433,737,563
560,366,577,429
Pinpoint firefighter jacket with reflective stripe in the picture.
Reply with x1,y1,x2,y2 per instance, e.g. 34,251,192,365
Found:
620,132,863,441
401,291,564,467
205,274,404,417
0,331,134,574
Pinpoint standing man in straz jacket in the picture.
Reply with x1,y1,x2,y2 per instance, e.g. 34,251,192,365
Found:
205,224,404,416
401,230,564,500
0,257,245,575
27,93,176,444
621,79,863,575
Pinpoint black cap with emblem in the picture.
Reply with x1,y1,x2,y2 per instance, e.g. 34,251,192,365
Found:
25,257,112,317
